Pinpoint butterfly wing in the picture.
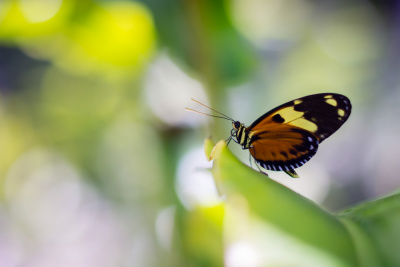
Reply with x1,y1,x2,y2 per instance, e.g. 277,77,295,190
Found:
247,93,351,176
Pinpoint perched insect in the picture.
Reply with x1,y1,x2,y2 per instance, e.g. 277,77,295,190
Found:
186,93,351,178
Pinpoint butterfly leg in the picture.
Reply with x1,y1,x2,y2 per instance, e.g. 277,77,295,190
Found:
226,136,232,146
249,153,253,169
254,159,269,177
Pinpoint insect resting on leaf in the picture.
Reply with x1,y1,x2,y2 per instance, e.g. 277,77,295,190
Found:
186,93,352,178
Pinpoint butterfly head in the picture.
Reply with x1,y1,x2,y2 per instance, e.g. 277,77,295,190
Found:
232,121,241,130
231,121,243,136
230,121,238,138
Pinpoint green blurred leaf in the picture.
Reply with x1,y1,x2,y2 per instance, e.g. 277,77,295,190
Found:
203,137,214,161
339,193,400,267
208,139,382,266
146,0,256,87
178,204,225,267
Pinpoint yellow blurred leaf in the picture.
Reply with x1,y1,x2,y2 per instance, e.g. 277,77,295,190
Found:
203,137,214,161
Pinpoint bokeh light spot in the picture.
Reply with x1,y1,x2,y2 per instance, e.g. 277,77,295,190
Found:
176,148,220,209
20,0,63,23
145,54,209,127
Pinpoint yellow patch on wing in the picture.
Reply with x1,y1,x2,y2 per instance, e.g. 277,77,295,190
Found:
273,107,304,122
294,99,302,105
288,118,318,133
325,98,338,106
338,109,345,116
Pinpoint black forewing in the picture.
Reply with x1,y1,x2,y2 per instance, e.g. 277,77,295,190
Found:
246,93,351,142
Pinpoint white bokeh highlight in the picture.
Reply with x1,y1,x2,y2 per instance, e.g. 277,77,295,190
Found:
176,148,220,209
144,54,209,127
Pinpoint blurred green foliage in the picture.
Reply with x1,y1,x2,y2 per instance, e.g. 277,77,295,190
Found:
1,0,400,266
340,193,400,267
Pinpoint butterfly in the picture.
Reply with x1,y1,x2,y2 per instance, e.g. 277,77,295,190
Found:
186,93,351,178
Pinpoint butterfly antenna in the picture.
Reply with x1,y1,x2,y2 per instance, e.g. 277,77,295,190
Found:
188,98,235,121
185,108,232,121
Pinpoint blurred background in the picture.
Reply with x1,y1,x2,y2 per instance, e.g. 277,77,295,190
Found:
0,0,400,266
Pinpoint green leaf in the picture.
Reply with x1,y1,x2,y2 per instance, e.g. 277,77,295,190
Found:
339,193,400,267
208,139,381,266
204,137,214,161
179,204,225,267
